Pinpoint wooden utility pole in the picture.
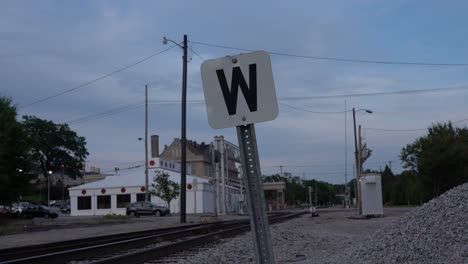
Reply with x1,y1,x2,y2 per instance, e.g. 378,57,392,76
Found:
358,125,362,215
145,84,149,201
180,34,188,223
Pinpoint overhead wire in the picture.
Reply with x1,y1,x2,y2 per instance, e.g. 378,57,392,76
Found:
365,117,468,132
278,85,468,101
279,102,351,114
19,45,177,109
191,41,468,66
188,45,206,61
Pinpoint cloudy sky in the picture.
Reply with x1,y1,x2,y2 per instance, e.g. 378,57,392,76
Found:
2,1,468,184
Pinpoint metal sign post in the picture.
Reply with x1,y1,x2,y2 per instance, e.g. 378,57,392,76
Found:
201,50,278,264
237,124,275,264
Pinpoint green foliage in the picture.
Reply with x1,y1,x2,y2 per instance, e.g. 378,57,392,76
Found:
150,170,180,207
263,174,342,206
400,122,468,201
380,122,468,206
0,96,34,203
22,116,88,180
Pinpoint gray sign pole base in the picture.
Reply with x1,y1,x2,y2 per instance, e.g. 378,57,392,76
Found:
236,124,275,264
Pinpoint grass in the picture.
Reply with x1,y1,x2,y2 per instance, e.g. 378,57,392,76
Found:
102,214,131,221
0,224,24,235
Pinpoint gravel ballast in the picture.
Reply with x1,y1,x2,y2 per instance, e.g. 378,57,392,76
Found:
344,182,468,264
180,182,468,264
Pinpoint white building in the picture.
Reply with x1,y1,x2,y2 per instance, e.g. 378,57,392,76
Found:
68,158,242,216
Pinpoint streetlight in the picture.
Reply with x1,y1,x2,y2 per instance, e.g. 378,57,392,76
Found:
352,108,373,215
163,35,188,224
47,170,53,207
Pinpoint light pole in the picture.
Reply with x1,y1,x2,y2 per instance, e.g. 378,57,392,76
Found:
61,164,65,201
47,170,52,206
352,108,372,215
163,35,188,223
139,135,149,202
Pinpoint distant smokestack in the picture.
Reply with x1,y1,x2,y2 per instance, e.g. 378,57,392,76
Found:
151,135,159,158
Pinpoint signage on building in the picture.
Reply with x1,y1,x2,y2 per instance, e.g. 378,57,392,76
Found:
201,51,278,129
148,157,192,174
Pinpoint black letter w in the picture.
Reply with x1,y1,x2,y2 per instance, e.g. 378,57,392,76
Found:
216,64,257,115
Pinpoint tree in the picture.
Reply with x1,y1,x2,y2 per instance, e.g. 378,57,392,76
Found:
150,170,180,207
0,97,34,203
401,122,468,201
380,165,395,204
22,116,88,194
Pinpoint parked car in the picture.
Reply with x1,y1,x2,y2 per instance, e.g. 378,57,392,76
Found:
49,200,66,207
22,205,58,219
126,202,170,217
10,202,31,215
0,205,10,217
60,205,71,214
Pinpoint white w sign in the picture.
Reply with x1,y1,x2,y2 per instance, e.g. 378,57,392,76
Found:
201,51,278,129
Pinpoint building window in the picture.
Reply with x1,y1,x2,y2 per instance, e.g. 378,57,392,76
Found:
117,194,131,208
77,196,91,210
97,195,111,209
137,193,146,202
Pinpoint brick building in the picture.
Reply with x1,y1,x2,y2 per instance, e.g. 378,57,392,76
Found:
159,137,239,183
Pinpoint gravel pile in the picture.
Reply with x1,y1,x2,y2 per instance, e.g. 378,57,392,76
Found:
179,183,468,264
342,182,468,264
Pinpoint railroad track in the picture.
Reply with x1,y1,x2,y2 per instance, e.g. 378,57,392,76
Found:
0,211,304,264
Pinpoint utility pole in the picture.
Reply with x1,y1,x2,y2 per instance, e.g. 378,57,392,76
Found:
352,108,360,213
308,186,312,207
61,164,65,201
225,143,229,213
353,165,357,206
180,34,188,223
162,34,188,222
220,137,226,214
211,143,218,217
344,100,349,208
358,125,363,215
145,84,149,201
314,180,318,206
47,172,50,206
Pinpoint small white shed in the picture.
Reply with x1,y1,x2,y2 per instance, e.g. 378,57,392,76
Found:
360,173,384,216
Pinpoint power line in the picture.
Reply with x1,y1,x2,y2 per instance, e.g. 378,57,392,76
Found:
278,85,468,101
188,46,206,61
365,117,468,132
65,100,198,125
20,45,177,109
67,103,144,124
279,102,350,114
191,41,468,66
63,84,468,125
101,163,144,174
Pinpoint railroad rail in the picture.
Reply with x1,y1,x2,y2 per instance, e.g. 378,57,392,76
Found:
0,211,304,264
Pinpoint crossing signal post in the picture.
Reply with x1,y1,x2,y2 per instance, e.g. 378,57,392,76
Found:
201,51,278,264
